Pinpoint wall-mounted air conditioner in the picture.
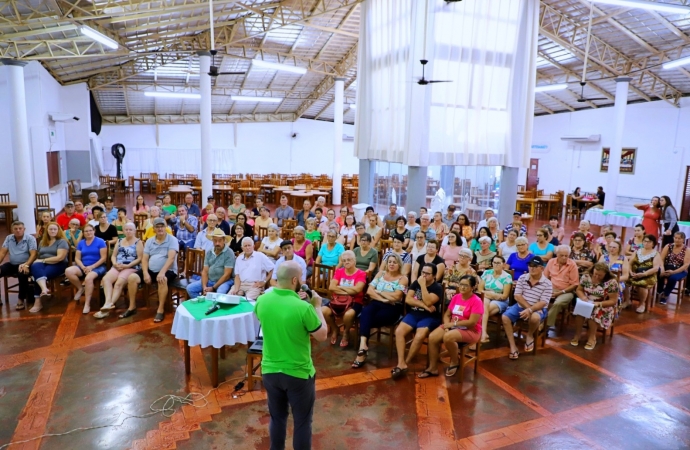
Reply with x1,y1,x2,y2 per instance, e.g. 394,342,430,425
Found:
560,134,601,143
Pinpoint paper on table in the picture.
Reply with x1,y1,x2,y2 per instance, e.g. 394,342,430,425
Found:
573,298,595,318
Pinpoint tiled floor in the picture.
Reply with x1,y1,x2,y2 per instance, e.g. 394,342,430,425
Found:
2,194,690,449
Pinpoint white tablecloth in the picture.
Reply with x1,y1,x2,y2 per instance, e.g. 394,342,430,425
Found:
171,303,260,348
584,209,641,228
678,223,690,238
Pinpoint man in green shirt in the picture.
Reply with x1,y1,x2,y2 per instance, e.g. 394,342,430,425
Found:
255,261,327,450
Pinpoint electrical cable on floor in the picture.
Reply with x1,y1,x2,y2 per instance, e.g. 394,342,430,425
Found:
0,375,247,450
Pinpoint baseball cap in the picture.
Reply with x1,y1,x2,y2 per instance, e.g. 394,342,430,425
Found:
279,240,293,248
153,217,166,226
65,201,75,206
207,195,214,200
105,196,113,202
513,211,522,216
528,256,546,267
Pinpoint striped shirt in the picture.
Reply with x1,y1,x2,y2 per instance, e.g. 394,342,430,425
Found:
514,274,553,307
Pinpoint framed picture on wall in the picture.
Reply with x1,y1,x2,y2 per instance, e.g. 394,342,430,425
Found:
600,147,637,174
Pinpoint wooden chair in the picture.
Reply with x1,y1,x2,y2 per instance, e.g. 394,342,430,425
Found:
246,339,263,390
515,317,548,355
369,301,404,358
133,214,148,231
442,341,481,383
281,219,297,240
172,248,205,301
565,194,581,220
310,263,335,296
34,193,55,221
67,180,83,201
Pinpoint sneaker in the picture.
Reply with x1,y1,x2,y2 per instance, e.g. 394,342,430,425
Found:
60,278,70,286
659,298,667,305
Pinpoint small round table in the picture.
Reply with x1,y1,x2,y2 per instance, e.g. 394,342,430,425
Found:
169,185,193,206
171,303,259,387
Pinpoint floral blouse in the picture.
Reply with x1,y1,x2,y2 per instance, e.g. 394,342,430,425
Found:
570,248,596,274
580,273,618,303
444,263,477,286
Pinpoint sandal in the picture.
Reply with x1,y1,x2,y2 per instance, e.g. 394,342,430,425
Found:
524,340,535,352
480,336,490,344
570,338,579,347
509,350,519,360
119,309,137,319
391,367,408,380
584,341,596,351
74,288,84,301
29,304,42,313
417,370,439,379
100,303,116,311
15,301,25,311
445,365,460,377
351,349,368,369
93,310,110,319
154,312,165,323
635,305,646,314
40,292,51,302
330,334,339,345
82,304,91,315
339,337,349,348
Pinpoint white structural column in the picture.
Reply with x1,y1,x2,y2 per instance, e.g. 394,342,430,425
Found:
198,51,213,201
604,77,631,211
2,59,36,233
332,77,345,206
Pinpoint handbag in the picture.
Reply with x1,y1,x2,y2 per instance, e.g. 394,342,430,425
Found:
329,294,354,315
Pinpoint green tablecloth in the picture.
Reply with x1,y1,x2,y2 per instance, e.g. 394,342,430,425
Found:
599,210,639,218
182,298,255,321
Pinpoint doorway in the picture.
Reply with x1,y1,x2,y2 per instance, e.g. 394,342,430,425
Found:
526,158,539,191
681,166,690,221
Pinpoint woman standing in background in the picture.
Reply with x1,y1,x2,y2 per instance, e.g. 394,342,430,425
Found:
659,196,679,249
634,197,661,241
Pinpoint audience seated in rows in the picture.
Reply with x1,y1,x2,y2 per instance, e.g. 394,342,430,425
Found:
270,240,307,287
65,223,108,315
411,239,445,284
259,224,282,261
29,222,69,313
570,263,618,350
322,251,366,348
186,229,235,299
230,237,273,300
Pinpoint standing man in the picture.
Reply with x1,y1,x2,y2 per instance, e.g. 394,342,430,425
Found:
255,261,327,450
0,221,38,310
544,245,580,332
186,229,235,299
183,193,201,217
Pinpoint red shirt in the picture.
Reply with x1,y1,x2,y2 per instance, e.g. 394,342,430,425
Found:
56,212,86,230
333,267,367,304
447,293,484,333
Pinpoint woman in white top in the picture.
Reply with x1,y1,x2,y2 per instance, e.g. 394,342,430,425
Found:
441,222,468,247
487,217,503,244
499,229,519,259
409,230,428,261
259,224,282,261
339,214,357,248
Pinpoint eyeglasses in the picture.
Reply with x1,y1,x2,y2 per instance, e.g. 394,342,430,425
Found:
492,261,503,264
416,236,424,239
421,271,433,276
516,243,527,247
459,254,470,259
458,283,471,288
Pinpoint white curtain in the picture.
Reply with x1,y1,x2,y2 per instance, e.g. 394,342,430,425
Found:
355,0,538,168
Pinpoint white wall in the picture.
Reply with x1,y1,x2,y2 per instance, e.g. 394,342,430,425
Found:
98,119,360,178
0,61,91,211
530,98,690,211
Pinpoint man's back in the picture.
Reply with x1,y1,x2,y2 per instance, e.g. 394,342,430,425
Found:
255,288,321,379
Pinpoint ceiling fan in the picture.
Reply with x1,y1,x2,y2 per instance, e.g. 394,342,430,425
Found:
575,3,609,103
208,49,246,77
416,59,452,85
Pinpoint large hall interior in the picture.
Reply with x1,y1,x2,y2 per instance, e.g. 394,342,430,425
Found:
2,0,690,449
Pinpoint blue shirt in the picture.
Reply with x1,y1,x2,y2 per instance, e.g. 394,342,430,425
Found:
175,214,198,243
184,203,201,217
529,242,555,257
507,252,534,281
77,237,106,267
104,207,118,223
296,210,315,228
318,242,345,266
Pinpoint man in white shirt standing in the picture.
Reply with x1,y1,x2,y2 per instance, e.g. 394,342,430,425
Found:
230,237,274,300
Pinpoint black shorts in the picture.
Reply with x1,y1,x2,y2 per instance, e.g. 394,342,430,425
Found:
135,269,177,285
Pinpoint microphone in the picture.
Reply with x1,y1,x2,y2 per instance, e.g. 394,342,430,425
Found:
205,304,221,315
300,284,312,299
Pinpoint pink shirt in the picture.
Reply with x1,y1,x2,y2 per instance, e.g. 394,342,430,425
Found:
447,293,484,334
333,267,367,304
439,244,462,268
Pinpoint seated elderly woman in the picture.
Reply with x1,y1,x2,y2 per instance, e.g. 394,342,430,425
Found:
65,218,83,249
657,231,690,305
259,224,282,261
315,229,345,267
571,263,619,350
529,228,555,261
29,222,70,313
443,247,477,287
469,227,496,253
64,224,108,314
351,253,408,369
478,255,512,343
143,206,173,241
419,274,484,378
227,193,246,224
486,217,503,244
473,236,497,272
380,235,412,277
94,222,144,319
506,236,533,281
322,250,367,347
292,226,314,279
349,232,378,279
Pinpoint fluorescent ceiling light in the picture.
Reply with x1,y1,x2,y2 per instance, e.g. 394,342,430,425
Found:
144,92,201,99
79,26,118,50
251,59,307,75
231,95,282,103
592,0,690,14
663,55,690,69
535,83,568,93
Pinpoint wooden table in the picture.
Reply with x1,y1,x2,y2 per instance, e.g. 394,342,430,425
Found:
0,202,17,233
169,185,193,206
90,184,112,202
212,185,234,206
238,187,260,208
132,177,149,193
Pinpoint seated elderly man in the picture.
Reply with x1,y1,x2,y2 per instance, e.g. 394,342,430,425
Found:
270,240,307,286
186,229,235,299
503,211,527,237
417,214,437,241
502,256,553,359
311,195,327,213
183,193,201,217
544,245,580,331
392,263,443,380
274,195,295,227
477,208,498,230
125,218,179,323
0,221,38,310
103,197,118,223
194,214,219,252
382,203,399,231
173,205,198,251
230,237,274,300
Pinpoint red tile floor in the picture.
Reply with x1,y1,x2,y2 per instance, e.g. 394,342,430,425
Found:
2,194,690,449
